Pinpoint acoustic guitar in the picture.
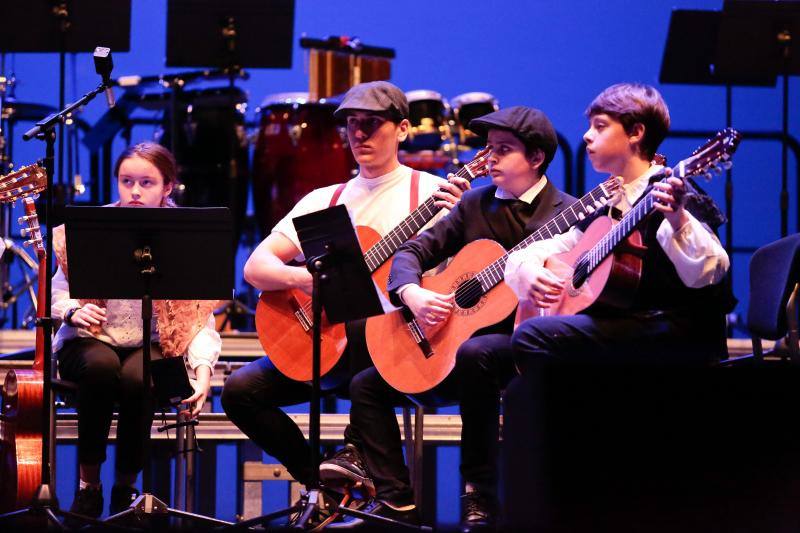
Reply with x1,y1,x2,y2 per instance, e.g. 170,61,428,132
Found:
255,149,491,382
366,176,622,395
0,164,48,512
519,128,741,322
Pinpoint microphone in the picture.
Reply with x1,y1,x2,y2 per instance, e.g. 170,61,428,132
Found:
93,46,116,108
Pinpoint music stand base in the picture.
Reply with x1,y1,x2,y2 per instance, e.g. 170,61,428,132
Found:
0,482,104,531
104,493,232,528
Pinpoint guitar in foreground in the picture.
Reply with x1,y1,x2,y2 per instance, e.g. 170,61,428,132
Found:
366,176,622,395
521,128,741,322
0,164,48,512
255,150,490,382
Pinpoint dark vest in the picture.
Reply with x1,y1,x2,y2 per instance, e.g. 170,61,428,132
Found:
575,188,736,318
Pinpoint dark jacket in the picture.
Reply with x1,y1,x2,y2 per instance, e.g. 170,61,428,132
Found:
387,180,576,306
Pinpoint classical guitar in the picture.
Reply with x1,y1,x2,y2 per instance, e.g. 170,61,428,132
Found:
520,128,741,322
0,164,48,512
366,176,622,395
255,149,491,382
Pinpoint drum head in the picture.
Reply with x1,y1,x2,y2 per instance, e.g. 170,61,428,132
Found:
452,92,499,149
402,90,451,152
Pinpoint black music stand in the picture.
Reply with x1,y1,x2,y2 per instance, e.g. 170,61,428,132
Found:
165,0,295,326
64,206,234,529
717,0,800,239
231,205,424,531
661,3,800,248
0,0,131,209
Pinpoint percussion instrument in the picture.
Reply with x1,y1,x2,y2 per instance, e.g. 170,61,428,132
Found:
451,92,499,148
401,90,451,152
156,86,250,244
251,92,355,233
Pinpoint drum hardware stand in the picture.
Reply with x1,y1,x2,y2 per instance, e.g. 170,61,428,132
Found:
0,237,39,329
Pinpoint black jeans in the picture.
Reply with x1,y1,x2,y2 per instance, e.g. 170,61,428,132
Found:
220,320,370,487
57,337,163,475
344,333,517,505
510,311,725,370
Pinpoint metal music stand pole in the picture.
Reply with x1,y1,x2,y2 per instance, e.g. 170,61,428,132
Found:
229,205,428,531
63,206,235,529
0,66,118,532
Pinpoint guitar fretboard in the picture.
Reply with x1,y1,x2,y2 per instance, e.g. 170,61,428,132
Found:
363,162,482,272
585,188,657,274
470,180,616,294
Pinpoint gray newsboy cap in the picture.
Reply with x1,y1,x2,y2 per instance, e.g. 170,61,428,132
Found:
334,81,409,120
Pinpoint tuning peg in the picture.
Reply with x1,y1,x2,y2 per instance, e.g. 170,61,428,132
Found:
20,227,30,237
703,172,713,181
22,239,31,247
720,161,733,170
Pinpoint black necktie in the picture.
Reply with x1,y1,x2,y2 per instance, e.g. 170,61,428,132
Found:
503,198,536,227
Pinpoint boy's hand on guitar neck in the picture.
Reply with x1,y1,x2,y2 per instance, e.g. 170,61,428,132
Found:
432,173,471,210
651,172,690,232
401,285,455,326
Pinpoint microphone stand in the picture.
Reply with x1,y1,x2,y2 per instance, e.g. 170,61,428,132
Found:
0,79,115,530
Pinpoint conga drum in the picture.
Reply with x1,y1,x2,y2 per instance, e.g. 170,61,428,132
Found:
252,92,356,234
451,92,500,148
158,86,250,245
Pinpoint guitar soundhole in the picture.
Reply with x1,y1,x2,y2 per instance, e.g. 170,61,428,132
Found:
454,278,483,309
572,253,589,289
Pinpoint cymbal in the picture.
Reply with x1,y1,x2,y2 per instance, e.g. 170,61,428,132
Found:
1,98,56,122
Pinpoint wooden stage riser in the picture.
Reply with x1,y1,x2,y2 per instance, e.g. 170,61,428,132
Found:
53,413,465,443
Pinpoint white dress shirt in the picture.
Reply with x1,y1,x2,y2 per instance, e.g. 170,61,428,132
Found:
504,167,730,302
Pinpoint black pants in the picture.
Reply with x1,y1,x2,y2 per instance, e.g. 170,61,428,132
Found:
220,320,370,487
510,311,725,370
57,337,163,475
344,333,517,505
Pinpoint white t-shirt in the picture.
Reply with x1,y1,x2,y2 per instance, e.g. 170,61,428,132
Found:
273,165,446,262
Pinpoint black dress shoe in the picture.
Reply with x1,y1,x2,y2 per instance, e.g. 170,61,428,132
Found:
319,444,376,499
460,491,496,532
325,499,420,530
65,485,103,527
109,484,140,515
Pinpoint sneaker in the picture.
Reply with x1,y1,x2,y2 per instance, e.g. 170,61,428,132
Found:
319,444,376,499
460,491,496,532
324,499,420,530
66,485,103,526
109,484,140,516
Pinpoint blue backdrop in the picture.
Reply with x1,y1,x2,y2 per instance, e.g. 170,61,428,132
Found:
3,0,799,525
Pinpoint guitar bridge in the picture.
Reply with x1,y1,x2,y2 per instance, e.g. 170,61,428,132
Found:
402,308,434,358
294,309,312,332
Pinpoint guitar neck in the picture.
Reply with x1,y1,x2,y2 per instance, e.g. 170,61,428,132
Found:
363,163,478,272
470,182,616,294
585,187,657,276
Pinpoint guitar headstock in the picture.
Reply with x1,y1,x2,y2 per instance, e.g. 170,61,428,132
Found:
677,128,741,181
0,164,47,203
599,175,623,198
19,197,45,261
462,147,491,179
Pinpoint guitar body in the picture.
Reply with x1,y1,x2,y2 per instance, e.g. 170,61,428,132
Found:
0,369,44,511
367,239,517,395
543,216,645,317
255,225,389,382
0,196,47,512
